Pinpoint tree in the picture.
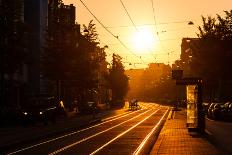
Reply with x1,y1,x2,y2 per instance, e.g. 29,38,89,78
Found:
137,63,176,103
74,21,105,91
197,16,219,40
188,10,232,101
42,15,109,111
83,20,98,42
108,54,129,107
197,11,232,41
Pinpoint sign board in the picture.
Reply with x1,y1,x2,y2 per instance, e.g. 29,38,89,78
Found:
176,78,202,85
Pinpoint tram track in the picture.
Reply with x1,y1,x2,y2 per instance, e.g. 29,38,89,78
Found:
7,103,168,155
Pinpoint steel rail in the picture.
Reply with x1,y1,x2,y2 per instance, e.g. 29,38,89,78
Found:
48,108,157,155
7,106,147,155
133,108,170,155
89,108,162,155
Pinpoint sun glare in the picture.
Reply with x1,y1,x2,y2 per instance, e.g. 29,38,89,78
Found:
131,27,157,54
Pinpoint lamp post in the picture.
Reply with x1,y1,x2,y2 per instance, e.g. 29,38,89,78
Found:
188,21,194,25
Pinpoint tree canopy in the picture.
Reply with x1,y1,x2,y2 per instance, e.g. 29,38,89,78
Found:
197,10,232,40
181,10,232,101
108,54,129,107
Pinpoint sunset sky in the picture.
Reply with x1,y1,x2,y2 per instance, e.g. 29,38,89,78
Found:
63,0,232,69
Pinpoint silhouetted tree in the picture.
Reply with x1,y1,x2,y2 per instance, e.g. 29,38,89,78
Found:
188,10,232,101
83,20,98,43
108,54,129,107
198,10,232,40
74,21,106,94
42,15,108,110
137,63,177,103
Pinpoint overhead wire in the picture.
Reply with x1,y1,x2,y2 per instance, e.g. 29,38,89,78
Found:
119,0,138,31
150,0,189,65
119,0,158,63
79,0,180,67
101,21,195,29
79,0,117,38
150,0,173,64
79,0,144,63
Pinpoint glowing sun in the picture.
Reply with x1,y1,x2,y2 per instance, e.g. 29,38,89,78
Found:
131,27,157,54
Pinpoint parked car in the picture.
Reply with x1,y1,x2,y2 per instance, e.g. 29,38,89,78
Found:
79,101,100,114
202,102,210,114
20,95,65,125
207,103,217,119
221,102,232,121
211,102,225,120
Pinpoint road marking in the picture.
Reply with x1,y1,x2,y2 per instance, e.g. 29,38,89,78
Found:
48,109,157,155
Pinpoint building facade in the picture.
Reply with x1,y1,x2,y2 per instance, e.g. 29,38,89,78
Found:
24,0,48,94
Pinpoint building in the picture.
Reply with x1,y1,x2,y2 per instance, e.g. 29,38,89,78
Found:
180,38,199,65
178,38,200,77
48,0,76,47
0,0,25,107
180,37,232,101
24,0,48,94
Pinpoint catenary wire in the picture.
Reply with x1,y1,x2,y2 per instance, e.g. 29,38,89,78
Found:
79,0,146,64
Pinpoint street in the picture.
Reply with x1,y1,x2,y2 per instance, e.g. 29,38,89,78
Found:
206,118,232,154
5,103,169,155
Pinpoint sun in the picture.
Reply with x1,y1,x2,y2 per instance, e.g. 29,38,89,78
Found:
131,27,157,54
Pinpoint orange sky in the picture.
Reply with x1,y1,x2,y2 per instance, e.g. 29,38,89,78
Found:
63,0,232,69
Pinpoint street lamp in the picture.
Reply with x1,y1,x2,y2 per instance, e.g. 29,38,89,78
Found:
83,29,89,33
188,21,194,25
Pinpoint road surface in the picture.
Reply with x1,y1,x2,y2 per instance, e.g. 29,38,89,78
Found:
5,103,169,155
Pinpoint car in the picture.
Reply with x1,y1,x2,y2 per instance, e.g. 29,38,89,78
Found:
207,103,217,119
211,102,225,120
20,95,65,125
202,102,210,115
78,100,100,114
227,103,232,121
221,102,232,121
207,102,222,119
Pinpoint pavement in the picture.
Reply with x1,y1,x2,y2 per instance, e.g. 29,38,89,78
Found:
150,108,229,155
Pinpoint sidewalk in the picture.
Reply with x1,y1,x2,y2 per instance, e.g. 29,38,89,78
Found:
0,107,127,151
150,109,225,155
